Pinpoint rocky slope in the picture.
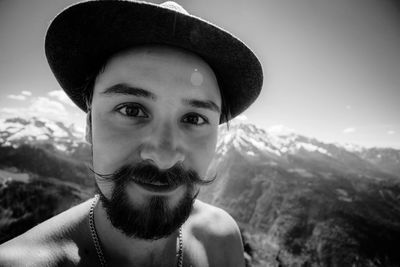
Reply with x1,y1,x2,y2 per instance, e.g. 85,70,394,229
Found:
1,117,400,266
199,121,400,266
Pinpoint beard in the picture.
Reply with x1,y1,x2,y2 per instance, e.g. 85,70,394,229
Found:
94,162,213,240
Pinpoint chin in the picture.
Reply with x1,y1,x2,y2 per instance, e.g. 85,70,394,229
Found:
97,181,196,240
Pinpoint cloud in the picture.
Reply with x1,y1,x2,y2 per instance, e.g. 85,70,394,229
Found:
48,90,75,106
346,105,352,110
0,107,27,119
268,125,295,135
31,97,66,114
387,130,396,135
7,94,26,101
0,107,21,116
21,91,32,96
343,127,356,134
235,115,248,121
0,97,67,122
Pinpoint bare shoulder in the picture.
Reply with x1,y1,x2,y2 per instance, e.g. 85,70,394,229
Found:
185,199,245,267
190,200,241,237
0,197,95,267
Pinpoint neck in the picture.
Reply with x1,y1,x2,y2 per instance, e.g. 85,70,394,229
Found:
93,197,179,266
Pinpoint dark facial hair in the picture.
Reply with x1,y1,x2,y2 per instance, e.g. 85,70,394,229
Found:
94,162,213,240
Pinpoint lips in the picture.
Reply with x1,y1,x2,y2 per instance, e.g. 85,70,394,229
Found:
134,180,180,193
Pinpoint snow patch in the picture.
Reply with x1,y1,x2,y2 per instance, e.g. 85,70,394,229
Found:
246,151,255,156
336,188,348,197
0,117,85,150
336,188,353,202
296,142,332,156
341,143,364,152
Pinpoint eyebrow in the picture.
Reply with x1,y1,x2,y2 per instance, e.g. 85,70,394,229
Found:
101,83,156,100
183,99,221,114
101,83,220,113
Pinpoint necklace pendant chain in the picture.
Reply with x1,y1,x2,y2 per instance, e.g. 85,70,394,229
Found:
89,194,184,267
89,195,107,267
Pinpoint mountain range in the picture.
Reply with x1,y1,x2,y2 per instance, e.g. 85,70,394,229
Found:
199,121,400,266
0,117,85,152
1,117,400,266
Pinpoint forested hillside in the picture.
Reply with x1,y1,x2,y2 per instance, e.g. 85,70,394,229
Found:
1,117,400,266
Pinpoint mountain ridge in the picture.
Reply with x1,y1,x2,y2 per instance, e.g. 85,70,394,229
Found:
0,117,85,153
1,116,400,266
199,121,400,266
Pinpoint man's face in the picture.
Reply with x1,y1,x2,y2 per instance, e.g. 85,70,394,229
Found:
90,46,221,239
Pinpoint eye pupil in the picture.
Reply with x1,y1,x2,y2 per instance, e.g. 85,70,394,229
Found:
188,116,199,124
183,114,207,125
125,106,139,116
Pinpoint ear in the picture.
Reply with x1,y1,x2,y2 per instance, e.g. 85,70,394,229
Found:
85,110,92,145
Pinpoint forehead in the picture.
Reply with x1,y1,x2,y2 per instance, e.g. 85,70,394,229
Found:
93,45,221,103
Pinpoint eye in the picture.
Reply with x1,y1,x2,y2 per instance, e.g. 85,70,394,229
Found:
116,103,148,118
182,113,208,126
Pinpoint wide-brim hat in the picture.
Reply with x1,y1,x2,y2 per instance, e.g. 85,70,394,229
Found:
45,0,263,122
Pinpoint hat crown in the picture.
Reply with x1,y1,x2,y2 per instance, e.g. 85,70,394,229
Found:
160,1,189,15
45,0,263,121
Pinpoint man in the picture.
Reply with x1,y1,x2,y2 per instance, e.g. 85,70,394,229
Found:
0,1,262,266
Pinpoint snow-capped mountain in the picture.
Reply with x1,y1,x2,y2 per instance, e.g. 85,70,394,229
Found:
215,121,400,179
217,122,331,160
2,117,400,266
0,117,85,152
199,121,400,266
1,116,398,177
202,121,400,210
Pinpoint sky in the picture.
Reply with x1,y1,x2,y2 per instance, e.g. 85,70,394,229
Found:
1,0,399,148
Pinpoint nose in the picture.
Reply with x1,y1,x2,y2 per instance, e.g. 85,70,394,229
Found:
140,121,185,170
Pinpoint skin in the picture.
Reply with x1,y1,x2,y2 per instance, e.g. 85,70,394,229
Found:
0,46,245,267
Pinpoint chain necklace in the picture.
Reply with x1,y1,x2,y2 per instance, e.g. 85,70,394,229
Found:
89,194,184,267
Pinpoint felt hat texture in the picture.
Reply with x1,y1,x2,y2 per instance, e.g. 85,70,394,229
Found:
45,0,263,122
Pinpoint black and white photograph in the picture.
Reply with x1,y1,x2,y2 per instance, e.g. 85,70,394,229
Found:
0,0,399,266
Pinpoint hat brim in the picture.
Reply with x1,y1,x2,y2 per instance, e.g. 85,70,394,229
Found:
45,1,263,122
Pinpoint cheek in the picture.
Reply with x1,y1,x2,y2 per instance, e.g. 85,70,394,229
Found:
91,114,144,173
185,130,218,177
